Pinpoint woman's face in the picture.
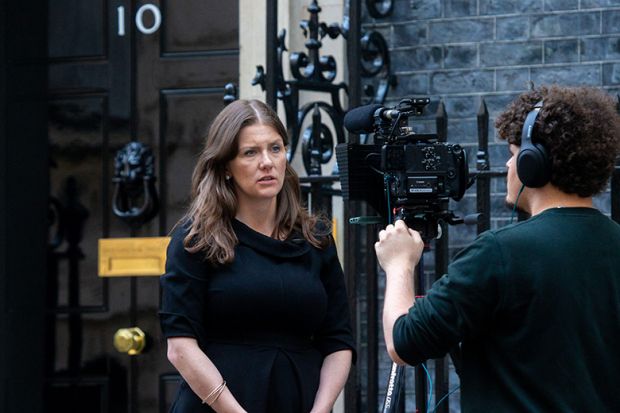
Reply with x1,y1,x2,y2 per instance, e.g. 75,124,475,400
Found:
226,123,287,207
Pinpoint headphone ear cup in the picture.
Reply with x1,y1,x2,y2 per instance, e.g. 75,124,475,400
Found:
517,143,551,188
518,100,550,188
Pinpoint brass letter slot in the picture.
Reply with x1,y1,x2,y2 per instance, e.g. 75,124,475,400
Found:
98,237,171,277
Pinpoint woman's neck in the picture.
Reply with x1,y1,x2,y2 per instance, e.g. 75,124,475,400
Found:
235,200,278,237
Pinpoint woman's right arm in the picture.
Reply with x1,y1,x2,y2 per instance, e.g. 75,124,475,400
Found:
161,226,246,412
167,337,247,412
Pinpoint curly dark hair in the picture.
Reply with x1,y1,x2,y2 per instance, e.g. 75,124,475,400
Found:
495,85,620,197
495,86,620,197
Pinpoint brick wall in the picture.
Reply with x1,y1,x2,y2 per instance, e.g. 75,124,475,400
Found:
359,0,620,411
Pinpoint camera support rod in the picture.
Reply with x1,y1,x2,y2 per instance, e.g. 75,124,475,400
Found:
381,219,429,413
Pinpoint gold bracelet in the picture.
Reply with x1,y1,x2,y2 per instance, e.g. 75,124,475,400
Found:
202,380,226,405
207,381,227,406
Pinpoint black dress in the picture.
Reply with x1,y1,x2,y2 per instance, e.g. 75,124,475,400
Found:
159,220,356,413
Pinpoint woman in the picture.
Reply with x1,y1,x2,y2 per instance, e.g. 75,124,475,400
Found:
159,99,355,412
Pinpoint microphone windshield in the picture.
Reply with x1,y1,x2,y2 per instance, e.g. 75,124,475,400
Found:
343,104,382,134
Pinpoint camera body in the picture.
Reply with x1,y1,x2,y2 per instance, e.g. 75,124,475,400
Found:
381,140,467,205
337,98,469,240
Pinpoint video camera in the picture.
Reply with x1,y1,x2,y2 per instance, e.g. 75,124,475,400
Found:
336,98,469,240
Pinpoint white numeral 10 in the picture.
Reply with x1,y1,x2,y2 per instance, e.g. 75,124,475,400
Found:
117,4,162,36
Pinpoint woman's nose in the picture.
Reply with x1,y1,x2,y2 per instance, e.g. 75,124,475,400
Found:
259,151,274,168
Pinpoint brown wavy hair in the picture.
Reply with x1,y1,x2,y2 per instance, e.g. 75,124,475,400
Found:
495,85,620,197
182,99,329,264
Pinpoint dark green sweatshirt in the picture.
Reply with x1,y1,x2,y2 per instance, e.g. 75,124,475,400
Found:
394,207,620,412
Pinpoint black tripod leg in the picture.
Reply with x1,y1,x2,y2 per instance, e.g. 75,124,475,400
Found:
381,363,405,413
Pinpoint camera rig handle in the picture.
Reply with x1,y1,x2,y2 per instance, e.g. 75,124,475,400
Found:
392,206,464,242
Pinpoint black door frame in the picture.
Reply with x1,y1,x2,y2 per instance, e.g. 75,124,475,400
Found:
0,1,49,412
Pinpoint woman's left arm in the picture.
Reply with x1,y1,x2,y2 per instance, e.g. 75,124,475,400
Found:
310,238,356,413
310,349,353,413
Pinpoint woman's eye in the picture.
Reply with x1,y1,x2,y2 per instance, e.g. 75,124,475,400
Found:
244,149,256,156
272,145,281,152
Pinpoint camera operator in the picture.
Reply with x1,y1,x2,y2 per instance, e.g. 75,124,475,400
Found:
375,85,620,412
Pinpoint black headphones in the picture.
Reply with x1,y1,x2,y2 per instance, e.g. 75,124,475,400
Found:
516,100,551,188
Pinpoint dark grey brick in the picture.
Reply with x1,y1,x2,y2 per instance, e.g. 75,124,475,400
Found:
496,68,530,91
445,0,477,17
392,46,443,70
531,64,601,86
447,225,476,251
493,175,508,194
594,192,611,214
581,0,620,8
429,19,494,44
391,0,421,22
392,22,427,47
443,95,479,118
603,86,620,99
444,45,478,68
544,0,579,11
488,141,512,168
449,189,477,215
410,0,442,20
448,119,479,143
365,0,417,23
482,93,521,117
479,0,543,15
603,62,620,85
531,12,600,38
361,22,391,33
603,10,620,34
580,36,620,61
491,194,514,216
496,16,530,41
461,144,480,168
430,70,494,94
480,41,543,67
391,72,430,95
408,118,439,135
544,39,579,63
423,100,447,118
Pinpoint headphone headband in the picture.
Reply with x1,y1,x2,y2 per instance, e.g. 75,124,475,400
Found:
521,100,543,146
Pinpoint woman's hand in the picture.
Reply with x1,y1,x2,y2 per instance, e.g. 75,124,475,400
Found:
309,350,353,413
167,337,247,412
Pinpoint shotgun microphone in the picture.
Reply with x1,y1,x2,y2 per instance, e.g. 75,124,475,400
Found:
343,104,403,134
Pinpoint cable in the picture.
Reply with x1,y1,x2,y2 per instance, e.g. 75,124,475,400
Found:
429,385,461,413
421,363,434,411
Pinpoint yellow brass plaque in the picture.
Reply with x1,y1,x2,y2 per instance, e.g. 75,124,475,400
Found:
98,237,171,277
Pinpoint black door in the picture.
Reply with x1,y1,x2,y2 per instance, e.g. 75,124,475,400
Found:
45,1,239,412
